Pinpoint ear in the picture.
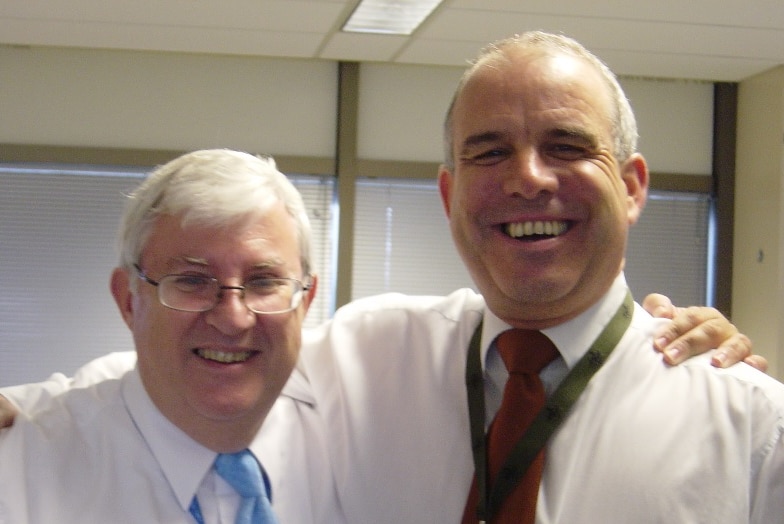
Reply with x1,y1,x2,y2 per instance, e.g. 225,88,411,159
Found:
437,164,455,218
620,153,649,226
110,267,135,329
301,275,318,314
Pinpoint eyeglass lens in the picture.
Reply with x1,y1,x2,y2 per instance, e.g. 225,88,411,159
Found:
158,275,301,313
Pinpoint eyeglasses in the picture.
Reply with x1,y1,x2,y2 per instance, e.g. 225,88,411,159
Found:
134,264,310,315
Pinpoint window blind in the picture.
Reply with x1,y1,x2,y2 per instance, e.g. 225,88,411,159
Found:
352,177,475,300
352,178,711,308
625,190,711,305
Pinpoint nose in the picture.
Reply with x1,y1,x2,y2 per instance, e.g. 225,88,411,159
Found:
205,287,256,334
502,148,558,199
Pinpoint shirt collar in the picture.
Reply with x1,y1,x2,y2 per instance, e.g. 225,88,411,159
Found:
481,273,629,371
122,368,216,512
280,363,315,406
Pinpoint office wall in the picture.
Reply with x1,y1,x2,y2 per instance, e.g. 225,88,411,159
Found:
735,65,784,379
1,46,713,176
0,45,337,157
356,62,714,175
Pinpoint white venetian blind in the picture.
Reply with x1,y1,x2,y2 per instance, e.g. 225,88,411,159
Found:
289,174,336,328
351,178,711,307
0,165,334,386
625,190,711,305
351,177,475,300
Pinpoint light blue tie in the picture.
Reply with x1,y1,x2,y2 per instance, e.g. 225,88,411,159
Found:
190,450,277,524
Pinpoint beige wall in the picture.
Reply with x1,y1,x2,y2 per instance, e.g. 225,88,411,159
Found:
355,62,714,175
0,45,338,158
1,45,714,176
735,65,784,379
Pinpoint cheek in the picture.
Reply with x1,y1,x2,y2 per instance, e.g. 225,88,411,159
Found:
607,180,634,219
132,306,193,360
259,315,302,358
578,164,628,210
590,159,627,196
453,175,497,215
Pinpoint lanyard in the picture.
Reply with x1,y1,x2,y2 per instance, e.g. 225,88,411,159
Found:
465,290,634,521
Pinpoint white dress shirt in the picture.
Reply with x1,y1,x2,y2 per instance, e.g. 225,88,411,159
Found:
299,275,784,523
4,276,784,523
0,367,339,523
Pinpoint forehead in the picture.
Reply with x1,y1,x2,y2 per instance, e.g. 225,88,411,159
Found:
143,202,301,269
452,49,614,137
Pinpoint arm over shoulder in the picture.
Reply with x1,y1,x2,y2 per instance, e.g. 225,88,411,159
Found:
0,351,136,417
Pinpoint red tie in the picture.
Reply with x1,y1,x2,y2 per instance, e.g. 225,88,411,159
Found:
462,329,559,524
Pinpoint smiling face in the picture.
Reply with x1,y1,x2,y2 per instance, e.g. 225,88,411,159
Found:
111,201,316,451
438,48,648,328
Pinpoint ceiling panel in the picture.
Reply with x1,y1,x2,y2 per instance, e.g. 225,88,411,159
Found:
0,0,782,81
449,0,784,29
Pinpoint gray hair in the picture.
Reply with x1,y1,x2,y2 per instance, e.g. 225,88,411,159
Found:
118,149,312,280
443,31,638,169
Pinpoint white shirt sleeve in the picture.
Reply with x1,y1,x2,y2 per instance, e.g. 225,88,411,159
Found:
0,351,137,415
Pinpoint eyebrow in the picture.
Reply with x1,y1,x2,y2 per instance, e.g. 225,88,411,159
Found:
459,131,507,152
178,258,287,271
250,261,286,271
182,256,209,266
548,126,600,148
164,257,289,277
460,126,600,150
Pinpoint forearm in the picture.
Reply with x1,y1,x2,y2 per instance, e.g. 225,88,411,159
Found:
0,372,73,418
0,351,136,426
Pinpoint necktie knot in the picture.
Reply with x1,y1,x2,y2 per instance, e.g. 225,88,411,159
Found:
214,450,263,499
211,449,278,524
496,329,559,375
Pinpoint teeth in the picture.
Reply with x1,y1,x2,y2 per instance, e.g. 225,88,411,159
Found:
506,220,568,238
196,348,254,363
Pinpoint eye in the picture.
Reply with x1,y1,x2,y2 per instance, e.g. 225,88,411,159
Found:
245,278,284,295
464,147,510,166
546,143,589,161
170,274,214,294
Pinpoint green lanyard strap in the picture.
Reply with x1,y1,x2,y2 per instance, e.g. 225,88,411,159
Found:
465,290,634,521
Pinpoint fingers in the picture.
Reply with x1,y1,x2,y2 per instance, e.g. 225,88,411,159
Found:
742,354,769,373
652,305,740,366
642,293,676,319
708,332,755,368
0,395,19,429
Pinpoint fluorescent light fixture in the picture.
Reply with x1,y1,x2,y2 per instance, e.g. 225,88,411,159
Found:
342,0,444,35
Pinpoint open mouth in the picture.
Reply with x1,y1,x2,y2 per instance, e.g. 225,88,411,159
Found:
505,220,570,240
193,348,256,364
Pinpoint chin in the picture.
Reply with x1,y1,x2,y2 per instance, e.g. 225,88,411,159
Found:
497,278,574,309
195,391,265,420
